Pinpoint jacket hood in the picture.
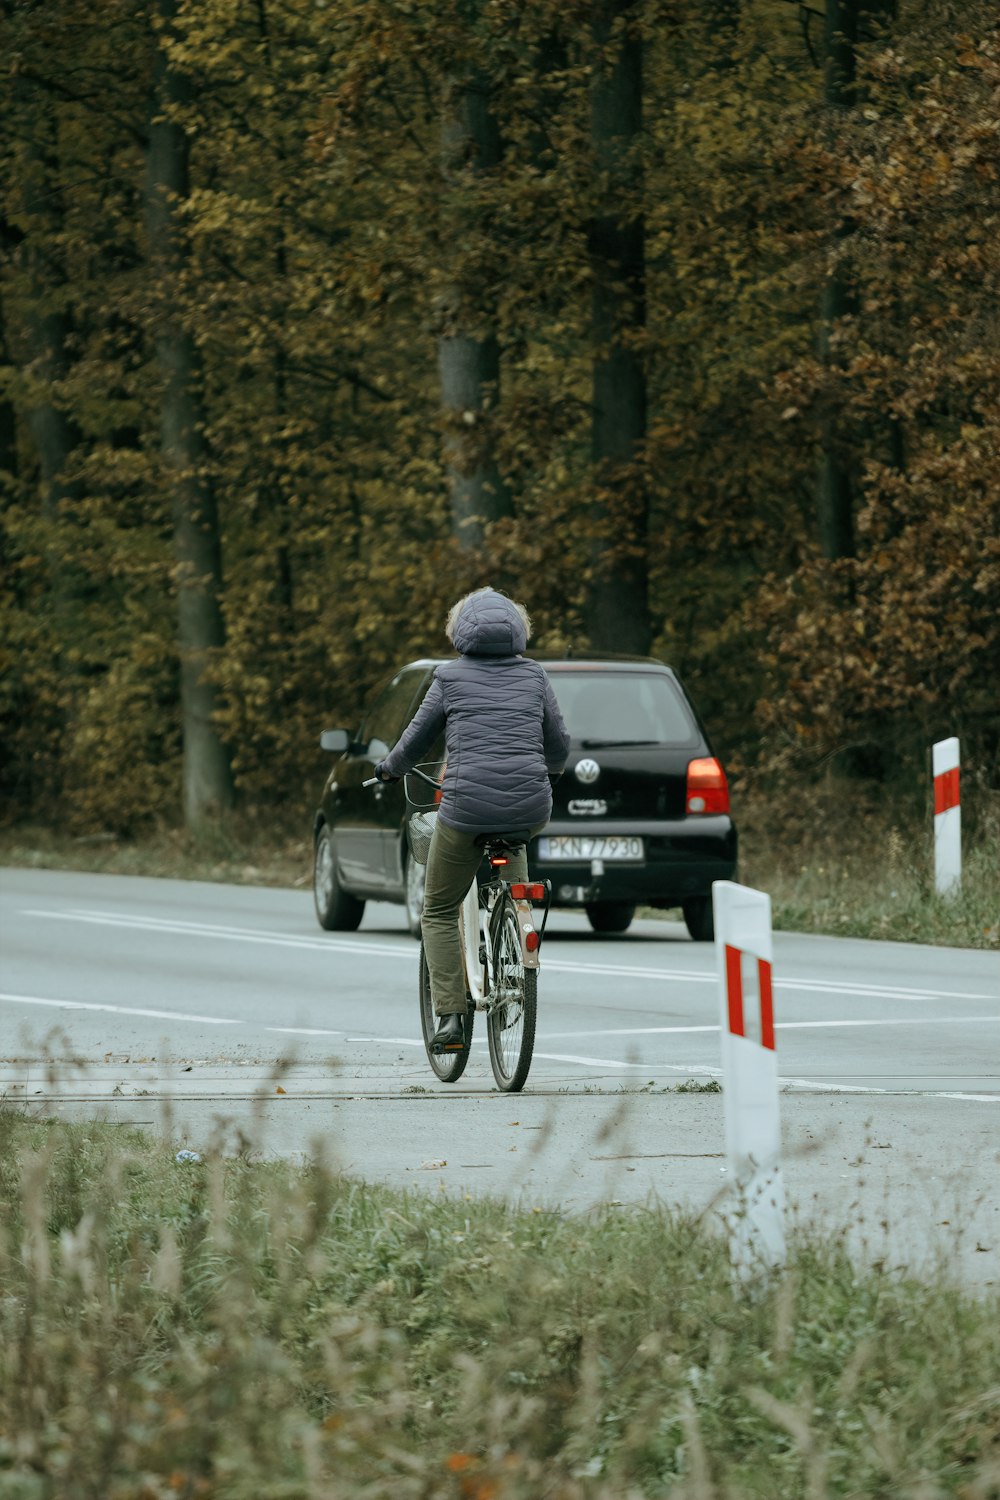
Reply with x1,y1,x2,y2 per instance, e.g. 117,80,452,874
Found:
451,589,527,657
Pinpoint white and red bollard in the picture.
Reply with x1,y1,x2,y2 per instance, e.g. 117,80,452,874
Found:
932,737,961,897
712,880,785,1277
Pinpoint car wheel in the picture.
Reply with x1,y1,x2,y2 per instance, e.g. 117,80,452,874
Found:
585,901,636,935
682,895,714,942
404,848,424,939
314,824,365,932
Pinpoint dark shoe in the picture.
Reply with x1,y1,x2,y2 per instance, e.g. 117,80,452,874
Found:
431,1013,466,1053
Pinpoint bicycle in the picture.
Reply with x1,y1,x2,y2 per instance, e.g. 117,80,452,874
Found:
363,765,551,1092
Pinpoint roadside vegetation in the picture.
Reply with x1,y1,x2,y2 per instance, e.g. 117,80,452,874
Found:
2,774,996,950
1,1115,998,1499
1,2,998,852
735,777,1000,951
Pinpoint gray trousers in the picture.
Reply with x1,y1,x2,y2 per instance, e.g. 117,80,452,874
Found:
421,818,544,1015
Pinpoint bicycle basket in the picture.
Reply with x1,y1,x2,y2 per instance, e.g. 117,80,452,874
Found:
407,809,438,866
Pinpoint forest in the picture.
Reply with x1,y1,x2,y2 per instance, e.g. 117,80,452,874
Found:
1,0,997,835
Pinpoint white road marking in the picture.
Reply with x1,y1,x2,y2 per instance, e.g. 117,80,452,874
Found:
20,908,999,1006
266,1026,342,1037
537,1016,1000,1040
22,909,407,960
0,991,239,1025
346,1037,425,1046
3,990,995,1098
533,1050,718,1074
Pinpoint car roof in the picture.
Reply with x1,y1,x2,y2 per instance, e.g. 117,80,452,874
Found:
400,654,673,673
529,654,671,671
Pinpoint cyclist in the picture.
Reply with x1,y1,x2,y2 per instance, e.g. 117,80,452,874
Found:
375,587,570,1052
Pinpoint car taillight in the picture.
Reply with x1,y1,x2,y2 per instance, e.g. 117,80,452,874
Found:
686,757,729,815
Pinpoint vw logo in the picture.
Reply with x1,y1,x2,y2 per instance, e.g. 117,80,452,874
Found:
574,757,601,785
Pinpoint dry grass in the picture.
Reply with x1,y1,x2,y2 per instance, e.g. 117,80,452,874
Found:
737,775,1000,949
1,1114,999,1499
0,817,311,890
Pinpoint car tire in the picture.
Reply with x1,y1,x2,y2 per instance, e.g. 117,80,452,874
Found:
404,848,424,939
585,901,636,935
682,895,714,942
314,824,365,932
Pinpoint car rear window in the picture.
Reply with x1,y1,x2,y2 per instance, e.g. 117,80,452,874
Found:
545,670,699,747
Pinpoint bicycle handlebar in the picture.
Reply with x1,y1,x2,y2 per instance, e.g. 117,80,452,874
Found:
362,765,442,791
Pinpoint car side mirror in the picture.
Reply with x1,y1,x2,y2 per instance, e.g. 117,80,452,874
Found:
366,737,389,762
320,729,350,753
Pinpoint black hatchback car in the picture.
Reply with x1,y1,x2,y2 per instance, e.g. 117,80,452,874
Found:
313,655,737,940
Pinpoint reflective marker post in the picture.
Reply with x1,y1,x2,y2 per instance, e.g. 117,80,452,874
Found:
712,880,785,1278
933,737,961,897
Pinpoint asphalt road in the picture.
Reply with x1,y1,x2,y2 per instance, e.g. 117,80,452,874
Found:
2,867,998,1284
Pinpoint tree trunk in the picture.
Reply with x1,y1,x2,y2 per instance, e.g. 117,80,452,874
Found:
19,131,81,520
708,0,740,70
587,0,650,654
816,0,896,561
145,0,233,826
437,69,511,552
258,0,294,618
0,294,16,494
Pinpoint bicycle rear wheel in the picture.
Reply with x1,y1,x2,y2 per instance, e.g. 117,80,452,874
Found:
486,899,537,1092
419,942,473,1083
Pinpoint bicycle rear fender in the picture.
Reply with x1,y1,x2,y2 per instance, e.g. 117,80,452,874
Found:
460,881,486,1002
514,899,540,970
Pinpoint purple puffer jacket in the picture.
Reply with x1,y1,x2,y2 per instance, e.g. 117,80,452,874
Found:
378,590,570,834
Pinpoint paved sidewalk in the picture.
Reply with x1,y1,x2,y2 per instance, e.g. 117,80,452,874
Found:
7,1063,997,1290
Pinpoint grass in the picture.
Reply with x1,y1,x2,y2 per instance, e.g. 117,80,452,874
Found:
0,817,311,890
1,1115,999,1499
1,775,997,949
736,776,1000,950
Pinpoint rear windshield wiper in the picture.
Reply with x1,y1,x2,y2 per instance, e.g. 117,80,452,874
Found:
579,738,659,748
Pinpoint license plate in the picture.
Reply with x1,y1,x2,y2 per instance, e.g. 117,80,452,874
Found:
537,835,644,862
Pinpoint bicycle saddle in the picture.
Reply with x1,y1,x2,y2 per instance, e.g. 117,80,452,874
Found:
474,831,531,852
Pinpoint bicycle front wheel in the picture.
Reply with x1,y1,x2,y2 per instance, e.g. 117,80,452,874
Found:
419,942,473,1083
486,900,537,1092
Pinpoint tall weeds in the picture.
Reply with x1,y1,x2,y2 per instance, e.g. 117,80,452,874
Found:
1,1116,998,1498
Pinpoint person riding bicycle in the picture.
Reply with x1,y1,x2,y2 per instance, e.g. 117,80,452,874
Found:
375,587,570,1052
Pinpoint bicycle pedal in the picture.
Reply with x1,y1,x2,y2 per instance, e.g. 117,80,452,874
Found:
431,1015,467,1053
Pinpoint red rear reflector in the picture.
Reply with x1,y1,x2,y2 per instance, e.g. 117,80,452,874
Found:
686,757,729,815
525,930,539,952
511,882,546,901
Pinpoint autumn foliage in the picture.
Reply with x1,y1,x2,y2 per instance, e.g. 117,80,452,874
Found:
0,0,997,831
